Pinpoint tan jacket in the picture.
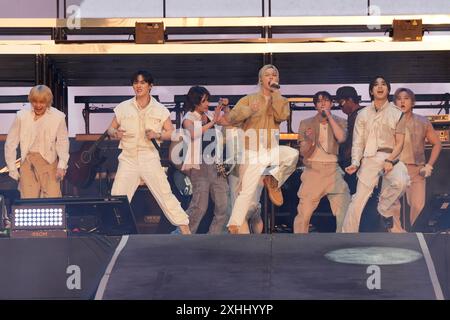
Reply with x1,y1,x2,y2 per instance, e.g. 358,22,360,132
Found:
352,101,405,167
402,113,435,165
297,113,348,156
227,91,290,150
5,107,69,179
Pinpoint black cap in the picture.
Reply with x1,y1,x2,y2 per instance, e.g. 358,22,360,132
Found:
336,86,359,102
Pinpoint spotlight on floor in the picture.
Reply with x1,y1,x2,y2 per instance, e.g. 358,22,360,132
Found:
325,247,423,265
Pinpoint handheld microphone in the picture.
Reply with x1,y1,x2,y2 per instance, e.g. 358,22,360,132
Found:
270,82,280,89
321,111,327,118
151,138,161,153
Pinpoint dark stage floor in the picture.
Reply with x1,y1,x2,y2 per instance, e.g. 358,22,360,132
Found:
0,233,448,300
99,233,448,300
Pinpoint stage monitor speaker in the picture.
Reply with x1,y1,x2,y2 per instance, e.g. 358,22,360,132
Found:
130,186,175,234
411,146,450,231
427,194,450,232
425,145,450,206
13,196,137,236
128,167,193,234
135,22,165,44
0,195,7,229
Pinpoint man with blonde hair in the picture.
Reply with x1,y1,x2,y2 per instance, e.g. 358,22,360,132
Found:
5,85,69,198
218,64,299,234
394,87,441,230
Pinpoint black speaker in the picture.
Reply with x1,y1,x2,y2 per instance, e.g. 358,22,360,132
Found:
130,186,174,234
426,194,450,232
412,145,450,231
425,145,450,203
0,195,6,229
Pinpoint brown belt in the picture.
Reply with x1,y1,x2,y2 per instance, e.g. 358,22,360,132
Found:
377,148,393,153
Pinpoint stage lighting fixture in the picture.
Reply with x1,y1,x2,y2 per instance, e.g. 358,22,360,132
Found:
11,204,67,238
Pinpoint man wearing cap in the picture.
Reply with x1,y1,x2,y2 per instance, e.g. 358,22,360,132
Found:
335,86,364,194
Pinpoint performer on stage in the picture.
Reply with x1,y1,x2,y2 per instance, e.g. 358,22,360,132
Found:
180,86,229,234
342,76,410,233
295,91,351,233
5,85,69,198
335,86,365,194
107,70,191,234
394,88,442,229
218,64,299,234
222,108,263,234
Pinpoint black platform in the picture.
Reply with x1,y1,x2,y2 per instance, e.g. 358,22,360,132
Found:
0,233,448,300
0,235,121,299
99,233,448,300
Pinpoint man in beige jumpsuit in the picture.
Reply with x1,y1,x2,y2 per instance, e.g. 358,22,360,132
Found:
342,76,410,233
295,91,351,233
107,71,190,234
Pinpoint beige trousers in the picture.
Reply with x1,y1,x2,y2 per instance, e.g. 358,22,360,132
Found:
294,162,351,233
19,152,61,198
342,152,410,233
111,150,189,226
392,164,426,228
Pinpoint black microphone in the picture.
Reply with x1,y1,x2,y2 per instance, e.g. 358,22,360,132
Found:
270,82,280,89
321,111,327,118
146,129,161,153
151,138,161,153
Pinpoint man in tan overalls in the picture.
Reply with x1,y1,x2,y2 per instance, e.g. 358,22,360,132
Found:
107,71,190,234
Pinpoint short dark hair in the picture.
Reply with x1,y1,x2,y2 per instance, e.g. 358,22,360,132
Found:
313,91,332,106
369,75,391,101
185,86,210,112
131,70,154,85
